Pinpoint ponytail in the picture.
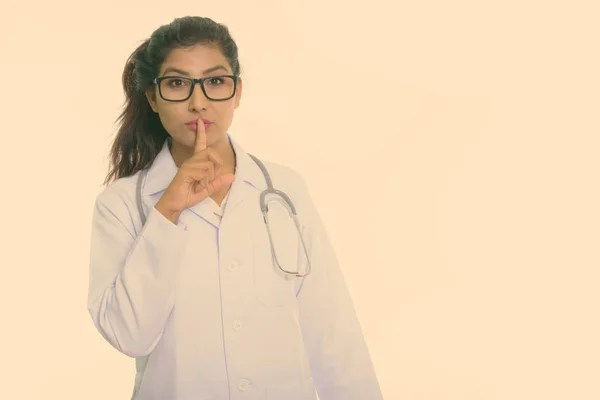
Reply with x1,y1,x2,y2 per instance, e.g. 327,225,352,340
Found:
104,39,168,185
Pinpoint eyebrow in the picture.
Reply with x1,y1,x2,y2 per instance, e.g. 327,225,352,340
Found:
162,65,229,76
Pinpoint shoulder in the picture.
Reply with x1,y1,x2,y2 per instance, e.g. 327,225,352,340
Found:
257,159,310,195
253,158,320,224
93,172,141,223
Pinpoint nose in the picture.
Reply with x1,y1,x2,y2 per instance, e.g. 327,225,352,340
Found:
188,82,210,111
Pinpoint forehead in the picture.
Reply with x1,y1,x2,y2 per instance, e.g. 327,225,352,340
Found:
159,43,231,76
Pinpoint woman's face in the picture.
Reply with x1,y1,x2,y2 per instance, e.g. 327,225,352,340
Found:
145,43,242,160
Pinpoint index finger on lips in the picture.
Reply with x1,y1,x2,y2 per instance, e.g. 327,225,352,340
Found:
194,117,207,154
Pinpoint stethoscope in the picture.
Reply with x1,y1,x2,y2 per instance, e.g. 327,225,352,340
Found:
135,153,312,278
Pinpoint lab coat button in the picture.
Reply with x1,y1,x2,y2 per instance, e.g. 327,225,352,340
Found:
232,320,243,331
229,261,239,271
238,379,250,391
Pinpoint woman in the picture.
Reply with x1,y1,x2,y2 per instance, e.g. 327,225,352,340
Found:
87,16,383,400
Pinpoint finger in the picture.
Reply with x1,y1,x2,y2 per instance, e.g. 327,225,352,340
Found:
182,161,215,182
206,148,224,175
194,117,207,154
183,160,214,173
205,148,224,168
188,147,223,165
192,173,236,200
188,149,223,176
205,173,236,194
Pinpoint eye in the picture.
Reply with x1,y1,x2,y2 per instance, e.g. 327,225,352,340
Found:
167,78,185,87
206,77,225,86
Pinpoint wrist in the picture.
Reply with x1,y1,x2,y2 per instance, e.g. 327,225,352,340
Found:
154,199,182,225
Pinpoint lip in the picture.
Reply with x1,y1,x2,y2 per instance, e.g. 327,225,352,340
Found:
186,118,212,125
185,119,213,130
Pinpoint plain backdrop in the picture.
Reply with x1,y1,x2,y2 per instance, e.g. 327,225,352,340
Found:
1,0,600,399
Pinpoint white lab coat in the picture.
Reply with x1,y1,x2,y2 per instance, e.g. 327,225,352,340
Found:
87,136,383,400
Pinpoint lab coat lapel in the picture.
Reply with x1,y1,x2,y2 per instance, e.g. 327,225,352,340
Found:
186,199,221,228
221,136,267,215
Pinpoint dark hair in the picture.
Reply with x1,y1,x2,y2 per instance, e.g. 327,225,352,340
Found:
103,16,242,185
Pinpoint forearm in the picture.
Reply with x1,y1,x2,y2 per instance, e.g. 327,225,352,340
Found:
154,197,182,225
88,205,188,357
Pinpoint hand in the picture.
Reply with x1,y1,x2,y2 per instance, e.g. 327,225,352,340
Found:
155,118,236,223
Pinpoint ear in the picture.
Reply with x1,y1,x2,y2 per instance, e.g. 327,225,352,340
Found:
145,87,159,113
234,77,243,109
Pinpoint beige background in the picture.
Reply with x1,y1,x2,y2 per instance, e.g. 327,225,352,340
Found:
1,0,599,399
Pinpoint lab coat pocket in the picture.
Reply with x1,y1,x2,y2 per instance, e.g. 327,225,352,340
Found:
252,238,298,308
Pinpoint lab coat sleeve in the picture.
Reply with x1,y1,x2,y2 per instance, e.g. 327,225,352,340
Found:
87,188,188,358
294,177,384,400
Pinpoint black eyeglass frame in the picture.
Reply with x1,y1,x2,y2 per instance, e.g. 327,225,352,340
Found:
152,74,239,102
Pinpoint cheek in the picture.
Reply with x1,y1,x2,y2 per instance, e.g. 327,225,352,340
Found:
216,104,237,125
157,104,186,129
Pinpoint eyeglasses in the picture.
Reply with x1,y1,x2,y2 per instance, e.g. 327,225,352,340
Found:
152,75,238,102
